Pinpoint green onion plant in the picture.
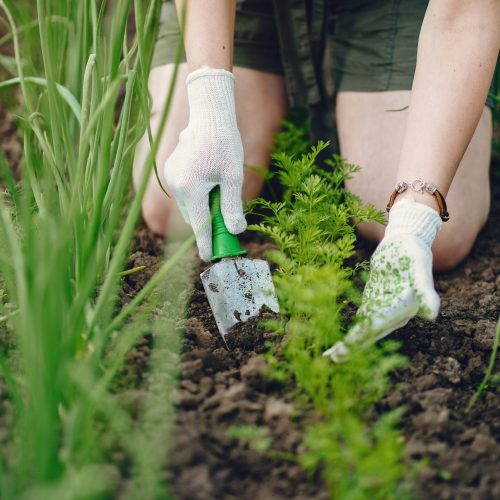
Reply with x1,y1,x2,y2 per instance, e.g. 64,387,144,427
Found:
0,1,192,497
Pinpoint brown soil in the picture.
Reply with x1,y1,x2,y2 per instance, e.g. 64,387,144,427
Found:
121,169,499,500
0,105,22,177
169,252,327,500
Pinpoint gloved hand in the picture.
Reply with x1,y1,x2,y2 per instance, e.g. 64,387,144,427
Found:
164,66,247,261
324,197,442,362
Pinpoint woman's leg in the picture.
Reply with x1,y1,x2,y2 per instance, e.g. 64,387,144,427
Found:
336,90,492,271
133,63,288,236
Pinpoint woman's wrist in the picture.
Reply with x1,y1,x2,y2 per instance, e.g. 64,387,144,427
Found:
386,179,449,222
186,67,238,130
398,190,439,212
384,197,442,248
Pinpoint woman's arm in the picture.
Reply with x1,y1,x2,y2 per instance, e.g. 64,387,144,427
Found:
175,0,236,72
396,0,500,206
164,2,245,261
325,0,500,362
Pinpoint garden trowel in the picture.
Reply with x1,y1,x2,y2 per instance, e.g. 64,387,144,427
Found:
200,186,279,343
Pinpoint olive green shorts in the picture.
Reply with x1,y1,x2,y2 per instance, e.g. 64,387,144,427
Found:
328,0,429,92
152,0,427,93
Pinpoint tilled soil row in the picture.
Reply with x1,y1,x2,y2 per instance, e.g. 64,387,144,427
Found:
124,237,328,500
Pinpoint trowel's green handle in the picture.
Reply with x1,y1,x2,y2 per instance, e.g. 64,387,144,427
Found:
209,186,247,262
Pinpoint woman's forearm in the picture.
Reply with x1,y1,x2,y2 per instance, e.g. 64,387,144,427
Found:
175,0,236,72
396,0,500,205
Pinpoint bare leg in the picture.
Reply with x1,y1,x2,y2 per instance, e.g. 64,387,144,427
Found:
336,90,492,271
133,63,288,236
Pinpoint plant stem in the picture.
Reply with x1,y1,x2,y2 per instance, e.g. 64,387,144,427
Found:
466,315,500,412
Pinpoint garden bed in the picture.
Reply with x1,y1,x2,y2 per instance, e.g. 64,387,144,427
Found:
0,8,498,492
119,171,500,499
1,90,499,499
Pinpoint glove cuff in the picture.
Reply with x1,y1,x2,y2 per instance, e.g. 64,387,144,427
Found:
186,66,237,130
384,197,442,248
186,66,235,85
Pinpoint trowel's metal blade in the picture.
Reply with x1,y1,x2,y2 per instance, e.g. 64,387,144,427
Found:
200,257,279,339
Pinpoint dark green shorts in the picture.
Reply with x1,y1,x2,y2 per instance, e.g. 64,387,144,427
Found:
152,0,427,92
152,0,494,110
329,0,428,92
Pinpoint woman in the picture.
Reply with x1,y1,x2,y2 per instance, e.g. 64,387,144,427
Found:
133,0,500,356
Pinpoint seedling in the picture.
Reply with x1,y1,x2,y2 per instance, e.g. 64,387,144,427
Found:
250,131,411,497
466,314,500,412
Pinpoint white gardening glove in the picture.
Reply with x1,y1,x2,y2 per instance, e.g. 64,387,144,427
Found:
164,67,246,261
324,197,442,362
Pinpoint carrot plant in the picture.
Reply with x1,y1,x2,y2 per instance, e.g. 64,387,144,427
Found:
250,129,411,498
0,1,192,497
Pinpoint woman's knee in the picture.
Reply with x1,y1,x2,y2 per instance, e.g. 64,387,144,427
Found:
432,186,490,271
142,198,169,235
432,221,485,272
432,237,472,271
141,186,182,236
141,188,192,238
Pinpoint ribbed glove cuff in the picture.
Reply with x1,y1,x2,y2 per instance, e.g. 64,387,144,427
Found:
186,67,237,130
384,197,442,248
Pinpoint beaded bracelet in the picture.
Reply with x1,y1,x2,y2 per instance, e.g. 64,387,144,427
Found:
386,179,450,222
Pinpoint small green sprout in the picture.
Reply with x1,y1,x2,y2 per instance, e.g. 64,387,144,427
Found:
227,425,273,453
